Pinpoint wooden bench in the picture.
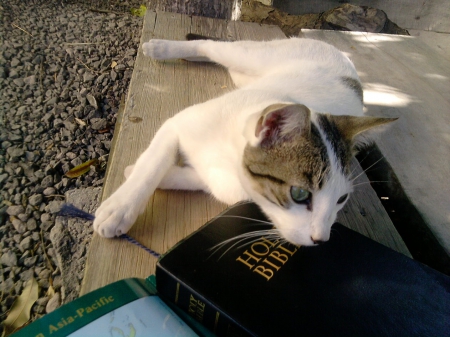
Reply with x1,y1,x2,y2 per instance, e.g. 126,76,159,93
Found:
80,11,410,295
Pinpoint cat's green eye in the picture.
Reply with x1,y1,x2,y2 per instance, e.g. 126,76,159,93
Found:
290,186,310,203
337,194,348,204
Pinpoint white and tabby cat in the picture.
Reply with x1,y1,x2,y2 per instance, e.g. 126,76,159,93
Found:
93,36,395,245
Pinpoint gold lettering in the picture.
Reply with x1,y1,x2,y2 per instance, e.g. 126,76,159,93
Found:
86,306,93,313
107,295,114,303
49,324,58,333
278,243,298,256
269,250,289,264
260,236,279,248
92,303,98,310
36,334,45,337
236,250,260,269
262,258,281,270
250,241,270,256
188,294,197,314
196,300,205,321
254,265,274,281
76,308,85,317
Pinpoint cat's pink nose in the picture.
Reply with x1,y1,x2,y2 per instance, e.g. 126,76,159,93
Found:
311,237,326,245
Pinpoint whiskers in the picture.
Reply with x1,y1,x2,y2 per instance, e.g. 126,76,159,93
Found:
207,215,280,260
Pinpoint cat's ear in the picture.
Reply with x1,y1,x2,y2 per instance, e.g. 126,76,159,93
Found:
330,115,398,147
251,104,311,147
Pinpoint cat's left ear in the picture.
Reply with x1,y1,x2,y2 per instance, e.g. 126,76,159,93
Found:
330,115,398,147
244,104,311,147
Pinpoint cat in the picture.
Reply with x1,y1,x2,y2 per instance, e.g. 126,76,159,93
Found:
93,36,396,246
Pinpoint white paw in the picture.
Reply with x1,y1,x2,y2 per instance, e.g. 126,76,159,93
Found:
93,192,144,238
142,39,175,60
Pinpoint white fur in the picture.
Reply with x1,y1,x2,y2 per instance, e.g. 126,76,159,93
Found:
94,38,363,244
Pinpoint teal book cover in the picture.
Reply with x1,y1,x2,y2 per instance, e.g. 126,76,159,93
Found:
10,277,205,337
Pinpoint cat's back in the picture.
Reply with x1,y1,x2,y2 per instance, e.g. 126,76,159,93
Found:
250,38,363,116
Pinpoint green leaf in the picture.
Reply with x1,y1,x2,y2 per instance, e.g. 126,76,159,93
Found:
65,158,98,178
130,4,147,17
2,278,39,335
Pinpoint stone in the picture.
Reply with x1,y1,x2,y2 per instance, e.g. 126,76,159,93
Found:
26,218,38,231
46,200,64,214
24,75,36,86
6,205,25,216
19,236,33,252
7,147,25,160
322,4,387,33
12,219,27,233
1,251,18,267
43,187,56,196
29,194,43,206
83,72,96,82
40,175,54,188
86,94,98,109
23,255,38,267
13,78,25,87
0,173,8,184
90,118,107,130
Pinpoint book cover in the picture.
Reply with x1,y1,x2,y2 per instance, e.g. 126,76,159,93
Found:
10,276,205,337
155,202,450,337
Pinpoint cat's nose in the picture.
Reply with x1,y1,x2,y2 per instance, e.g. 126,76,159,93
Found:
311,237,325,245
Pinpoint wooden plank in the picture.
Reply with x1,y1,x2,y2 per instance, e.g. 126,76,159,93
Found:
81,13,296,295
81,15,410,295
300,29,450,254
338,159,411,257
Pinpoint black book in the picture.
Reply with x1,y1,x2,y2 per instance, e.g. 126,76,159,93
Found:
155,202,450,337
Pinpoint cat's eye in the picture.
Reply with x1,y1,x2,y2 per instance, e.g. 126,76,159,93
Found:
290,187,311,203
337,194,348,204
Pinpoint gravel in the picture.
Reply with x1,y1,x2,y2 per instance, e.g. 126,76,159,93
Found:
0,0,143,328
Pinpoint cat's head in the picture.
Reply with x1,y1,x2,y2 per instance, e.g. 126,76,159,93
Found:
242,104,396,246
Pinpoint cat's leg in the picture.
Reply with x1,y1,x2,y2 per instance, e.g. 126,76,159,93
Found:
142,39,292,87
93,120,179,238
158,166,209,191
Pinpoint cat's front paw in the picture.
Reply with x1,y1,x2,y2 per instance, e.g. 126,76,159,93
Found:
142,39,175,60
93,194,142,238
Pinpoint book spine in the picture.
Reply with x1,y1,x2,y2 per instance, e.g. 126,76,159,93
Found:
156,266,250,337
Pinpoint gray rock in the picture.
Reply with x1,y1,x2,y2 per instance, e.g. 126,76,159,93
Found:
29,194,43,206
1,251,18,267
43,187,56,196
7,147,25,160
90,118,107,130
27,218,38,231
6,205,25,216
10,58,21,67
12,219,27,233
24,75,36,86
46,200,64,214
19,237,33,252
0,173,8,184
86,94,98,109
110,69,117,81
23,255,38,267
83,72,96,82
13,78,25,87
41,175,54,188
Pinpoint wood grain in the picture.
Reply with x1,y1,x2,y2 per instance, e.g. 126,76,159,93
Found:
81,12,409,295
